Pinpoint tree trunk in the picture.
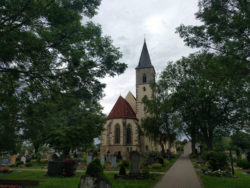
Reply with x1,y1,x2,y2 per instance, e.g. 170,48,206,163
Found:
34,144,41,163
191,126,196,154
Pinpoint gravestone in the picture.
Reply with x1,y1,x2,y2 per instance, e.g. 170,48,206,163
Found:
106,151,111,163
79,175,112,188
111,156,116,168
100,154,105,166
87,155,92,165
0,158,10,165
21,156,26,164
129,151,140,175
10,155,16,165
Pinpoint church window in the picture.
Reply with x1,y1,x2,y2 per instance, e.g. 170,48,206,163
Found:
143,74,147,83
126,126,132,144
143,87,146,91
115,124,120,144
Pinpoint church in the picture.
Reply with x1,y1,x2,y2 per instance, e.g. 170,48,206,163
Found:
100,41,170,157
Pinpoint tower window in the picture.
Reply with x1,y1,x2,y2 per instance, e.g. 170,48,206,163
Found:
143,74,147,83
115,124,120,144
143,87,146,91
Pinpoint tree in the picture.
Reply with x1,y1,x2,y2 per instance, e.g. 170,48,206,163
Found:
176,0,250,63
175,0,249,150
232,131,250,152
142,83,178,155
159,53,248,151
0,0,126,154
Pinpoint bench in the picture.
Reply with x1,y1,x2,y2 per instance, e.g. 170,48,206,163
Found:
0,180,39,188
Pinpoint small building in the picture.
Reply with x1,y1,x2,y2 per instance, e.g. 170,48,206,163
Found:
100,41,171,157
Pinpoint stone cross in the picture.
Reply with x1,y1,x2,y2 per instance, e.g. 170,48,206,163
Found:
129,151,140,175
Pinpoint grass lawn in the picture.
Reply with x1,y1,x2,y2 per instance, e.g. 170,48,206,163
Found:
199,169,250,188
191,158,250,188
0,170,162,188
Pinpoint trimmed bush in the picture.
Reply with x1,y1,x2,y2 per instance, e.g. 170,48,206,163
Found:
119,164,126,175
62,158,77,177
163,159,170,166
25,162,33,167
15,161,24,167
237,158,250,169
121,160,129,168
86,159,104,179
206,151,229,171
151,163,162,169
141,169,150,178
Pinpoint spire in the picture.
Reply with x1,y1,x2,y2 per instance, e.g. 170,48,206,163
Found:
136,40,153,69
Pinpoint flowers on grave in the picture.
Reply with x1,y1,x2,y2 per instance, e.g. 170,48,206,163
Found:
62,158,77,177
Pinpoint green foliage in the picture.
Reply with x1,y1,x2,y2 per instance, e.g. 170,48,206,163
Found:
119,164,126,175
142,81,178,151
151,163,162,169
163,159,170,166
174,0,250,149
232,132,250,152
176,0,249,63
236,159,250,170
121,160,129,168
203,151,229,171
86,159,104,179
141,169,150,178
25,162,33,167
0,0,126,154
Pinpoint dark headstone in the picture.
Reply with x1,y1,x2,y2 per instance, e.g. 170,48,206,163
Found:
129,151,140,175
47,161,63,176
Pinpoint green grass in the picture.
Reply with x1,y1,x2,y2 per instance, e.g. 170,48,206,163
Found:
0,170,162,188
199,169,250,188
191,158,250,188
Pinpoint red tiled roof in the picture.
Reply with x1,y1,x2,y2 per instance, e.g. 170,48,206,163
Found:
107,96,137,120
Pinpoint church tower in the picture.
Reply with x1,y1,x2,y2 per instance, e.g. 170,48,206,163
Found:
136,41,156,152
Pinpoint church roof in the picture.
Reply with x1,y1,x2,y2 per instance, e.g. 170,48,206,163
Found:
136,41,154,69
107,96,137,120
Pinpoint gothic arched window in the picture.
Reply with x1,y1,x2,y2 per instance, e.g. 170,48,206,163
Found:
115,124,120,144
143,73,147,83
126,126,132,144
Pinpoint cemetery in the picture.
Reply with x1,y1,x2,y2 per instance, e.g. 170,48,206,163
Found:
1,0,249,188
0,149,179,188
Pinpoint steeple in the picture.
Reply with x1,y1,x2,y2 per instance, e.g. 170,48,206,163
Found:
136,41,153,69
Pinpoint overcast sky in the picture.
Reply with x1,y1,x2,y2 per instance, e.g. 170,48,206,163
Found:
92,0,200,115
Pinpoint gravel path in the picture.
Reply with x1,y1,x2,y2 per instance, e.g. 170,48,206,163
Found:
154,154,202,188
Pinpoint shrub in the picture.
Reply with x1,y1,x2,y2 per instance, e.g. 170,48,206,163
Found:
15,161,24,167
86,159,104,179
206,151,229,171
25,162,33,167
151,163,162,169
176,146,184,152
119,164,126,175
236,159,250,169
121,160,129,168
201,151,210,162
148,151,161,158
163,159,170,166
62,158,77,177
141,169,150,178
